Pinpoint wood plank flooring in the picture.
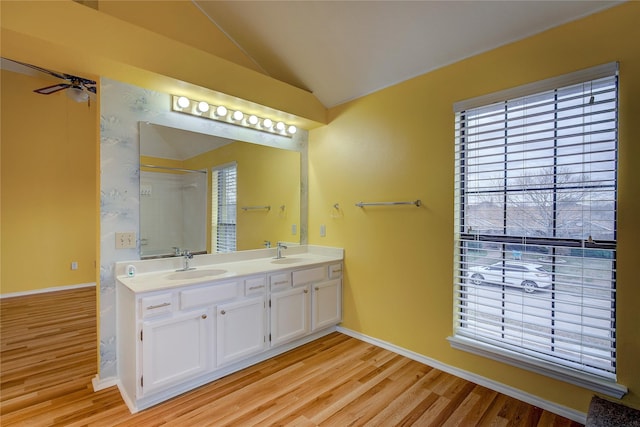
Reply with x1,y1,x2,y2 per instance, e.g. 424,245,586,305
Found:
0,287,583,426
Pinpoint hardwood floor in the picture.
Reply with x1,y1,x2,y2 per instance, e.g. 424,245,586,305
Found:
1,287,583,426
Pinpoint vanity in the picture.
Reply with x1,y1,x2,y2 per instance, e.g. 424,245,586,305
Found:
116,245,343,413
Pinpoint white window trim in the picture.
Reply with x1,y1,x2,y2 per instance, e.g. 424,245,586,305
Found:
448,335,627,398
451,62,627,398
453,62,618,112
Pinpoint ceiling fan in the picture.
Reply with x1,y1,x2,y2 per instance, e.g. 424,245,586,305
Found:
6,58,97,103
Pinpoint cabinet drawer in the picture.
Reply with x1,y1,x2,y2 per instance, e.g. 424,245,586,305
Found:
245,276,267,296
329,263,343,279
180,281,239,310
140,293,173,318
269,272,291,292
292,266,326,286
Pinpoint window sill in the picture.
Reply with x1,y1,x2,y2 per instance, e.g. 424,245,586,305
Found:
447,335,627,399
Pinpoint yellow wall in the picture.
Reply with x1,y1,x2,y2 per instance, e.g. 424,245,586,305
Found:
0,0,326,127
1,69,97,294
309,2,640,412
187,142,301,251
96,1,262,75
3,0,638,416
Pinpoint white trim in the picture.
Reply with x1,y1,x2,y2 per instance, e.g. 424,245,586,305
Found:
210,160,238,172
0,282,96,299
453,61,618,112
92,374,119,392
337,326,587,424
448,335,627,398
117,381,138,414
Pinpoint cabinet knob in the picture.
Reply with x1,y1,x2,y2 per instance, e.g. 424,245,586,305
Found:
201,314,207,319
220,310,226,315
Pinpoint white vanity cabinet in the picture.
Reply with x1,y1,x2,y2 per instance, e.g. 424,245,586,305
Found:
269,262,343,346
118,279,241,407
140,306,213,395
270,284,311,347
117,251,343,413
312,263,343,331
216,276,267,366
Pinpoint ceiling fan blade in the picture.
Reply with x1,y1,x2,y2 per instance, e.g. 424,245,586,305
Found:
10,59,69,80
34,83,72,95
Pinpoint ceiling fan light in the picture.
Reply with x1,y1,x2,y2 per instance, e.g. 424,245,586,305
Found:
67,87,89,103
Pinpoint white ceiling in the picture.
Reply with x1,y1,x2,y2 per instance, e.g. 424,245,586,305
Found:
140,123,233,161
195,0,621,108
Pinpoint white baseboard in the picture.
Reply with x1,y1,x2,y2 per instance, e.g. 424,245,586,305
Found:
92,374,119,392
336,326,587,424
0,282,96,299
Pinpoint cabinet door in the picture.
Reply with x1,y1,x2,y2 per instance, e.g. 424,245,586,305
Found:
312,279,342,331
141,308,212,396
216,296,266,366
270,286,310,347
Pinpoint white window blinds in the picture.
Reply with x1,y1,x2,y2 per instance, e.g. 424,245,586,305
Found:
451,63,626,397
212,163,237,253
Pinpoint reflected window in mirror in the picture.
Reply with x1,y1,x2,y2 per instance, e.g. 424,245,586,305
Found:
212,162,237,253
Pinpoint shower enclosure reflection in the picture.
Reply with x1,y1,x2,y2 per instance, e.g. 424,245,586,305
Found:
140,165,207,257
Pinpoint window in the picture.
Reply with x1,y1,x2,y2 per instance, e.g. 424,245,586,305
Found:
450,63,626,397
212,163,237,253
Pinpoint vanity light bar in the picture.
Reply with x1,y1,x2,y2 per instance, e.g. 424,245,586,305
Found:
171,95,298,137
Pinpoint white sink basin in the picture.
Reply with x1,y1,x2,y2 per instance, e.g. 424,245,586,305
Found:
270,257,308,265
166,269,227,280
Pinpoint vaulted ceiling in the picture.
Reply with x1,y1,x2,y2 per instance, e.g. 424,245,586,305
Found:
10,1,624,111
192,1,621,107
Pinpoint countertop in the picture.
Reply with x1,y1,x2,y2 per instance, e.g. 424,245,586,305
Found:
116,245,343,293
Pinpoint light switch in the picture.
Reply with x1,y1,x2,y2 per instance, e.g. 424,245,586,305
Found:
116,232,136,249
320,224,326,237
292,224,297,235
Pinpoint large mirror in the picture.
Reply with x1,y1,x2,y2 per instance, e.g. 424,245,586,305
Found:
139,122,301,258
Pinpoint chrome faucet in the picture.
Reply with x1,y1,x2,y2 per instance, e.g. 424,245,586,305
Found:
264,240,272,248
173,246,181,256
178,250,194,271
275,242,287,259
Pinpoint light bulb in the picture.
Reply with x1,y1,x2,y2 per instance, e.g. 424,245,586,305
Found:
197,101,210,113
177,96,190,109
215,105,228,117
232,110,244,121
276,121,285,131
287,125,297,135
248,115,259,125
262,118,273,129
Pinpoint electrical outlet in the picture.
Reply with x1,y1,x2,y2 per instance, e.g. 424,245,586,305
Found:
71,261,78,270
116,232,136,249
292,224,297,235
320,224,326,237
